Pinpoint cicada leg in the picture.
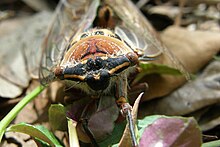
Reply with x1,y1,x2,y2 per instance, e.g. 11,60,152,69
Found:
116,74,139,147
80,100,99,147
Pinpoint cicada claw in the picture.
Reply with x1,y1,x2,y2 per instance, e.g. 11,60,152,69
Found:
120,102,132,116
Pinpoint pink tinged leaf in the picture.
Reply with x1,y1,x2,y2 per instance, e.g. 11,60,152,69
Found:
88,96,120,141
139,117,202,147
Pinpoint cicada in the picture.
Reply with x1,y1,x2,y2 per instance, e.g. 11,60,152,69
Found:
39,0,188,146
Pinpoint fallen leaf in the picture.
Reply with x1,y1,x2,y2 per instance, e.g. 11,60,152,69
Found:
6,123,62,147
118,93,143,147
0,12,52,98
197,104,220,131
88,96,119,142
139,61,220,118
140,26,220,101
139,116,202,147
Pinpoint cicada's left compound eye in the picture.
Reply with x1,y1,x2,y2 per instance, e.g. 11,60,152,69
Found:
54,67,64,80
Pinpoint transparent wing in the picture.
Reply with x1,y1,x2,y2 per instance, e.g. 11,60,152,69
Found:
105,0,189,78
39,0,100,84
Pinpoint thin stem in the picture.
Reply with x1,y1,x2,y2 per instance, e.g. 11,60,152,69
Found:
0,85,45,142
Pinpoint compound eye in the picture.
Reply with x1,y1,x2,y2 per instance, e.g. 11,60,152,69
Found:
54,67,63,76
126,52,139,66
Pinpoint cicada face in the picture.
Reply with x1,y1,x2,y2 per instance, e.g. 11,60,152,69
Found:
54,29,138,93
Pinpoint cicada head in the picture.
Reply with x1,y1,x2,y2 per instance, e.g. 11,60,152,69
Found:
54,29,138,93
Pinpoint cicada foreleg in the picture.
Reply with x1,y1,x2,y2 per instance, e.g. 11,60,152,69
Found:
79,100,99,147
116,75,139,147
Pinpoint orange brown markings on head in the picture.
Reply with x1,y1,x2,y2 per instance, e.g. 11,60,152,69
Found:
102,36,134,54
77,38,108,60
95,36,131,56
60,36,92,66
70,42,90,61
80,53,108,61
67,36,112,61
108,62,130,75
63,74,85,81
96,39,117,55
62,35,133,65
62,42,88,65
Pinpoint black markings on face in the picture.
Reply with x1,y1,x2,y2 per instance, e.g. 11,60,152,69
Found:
62,55,132,91
86,57,105,71
105,56,130,74
86,70,110,91
63,64,86,81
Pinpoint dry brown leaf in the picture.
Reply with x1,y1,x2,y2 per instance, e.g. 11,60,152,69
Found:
3,132,36,147
161,27,220,73
0,17,29,37
148,5,180,20
141,26,220,101
0,12,52,98
139,60,220,119
197,104,220,131
22,0,52,11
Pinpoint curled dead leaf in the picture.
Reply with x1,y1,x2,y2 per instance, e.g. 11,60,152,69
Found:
119,93,143,147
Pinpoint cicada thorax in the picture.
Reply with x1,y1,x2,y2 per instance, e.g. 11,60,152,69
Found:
54,29,138,93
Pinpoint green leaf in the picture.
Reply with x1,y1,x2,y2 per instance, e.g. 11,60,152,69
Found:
213,55,220,61
134,63,183,84
202,140,220,147
49,104,67,131
6,123,63,147
137,115,162,135
140,63,182,75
